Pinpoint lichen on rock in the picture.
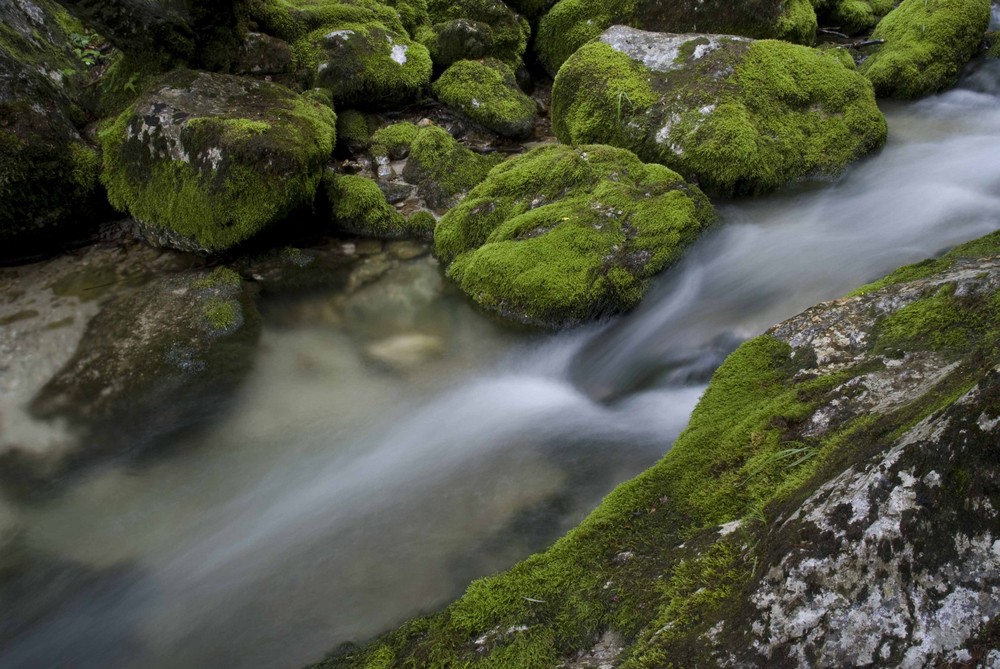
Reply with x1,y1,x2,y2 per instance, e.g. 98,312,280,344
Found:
100,68,337,253
434,143,716,327
552,27,887,196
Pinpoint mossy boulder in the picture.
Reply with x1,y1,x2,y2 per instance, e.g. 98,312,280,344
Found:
433,58,537,138
552,27,887,196
335,108,373,154
424,0,530,66
100,69,337,253
434,144,716,327
812,0,895,35
369,122,505,210
250,0,432,107
315,231,1000,668
535,0,817,75
858,0,990,98
29,266,260,476
323,172,434,239
0,1,104,258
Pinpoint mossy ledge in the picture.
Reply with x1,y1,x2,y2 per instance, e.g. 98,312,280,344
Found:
434,143,716,328
100,69,336,253
552,28,887,197
311,232,1000,667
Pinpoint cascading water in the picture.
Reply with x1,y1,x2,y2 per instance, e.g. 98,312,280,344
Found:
2,61,1000,669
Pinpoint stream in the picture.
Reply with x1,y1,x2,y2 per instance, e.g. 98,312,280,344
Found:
2,60,1000,669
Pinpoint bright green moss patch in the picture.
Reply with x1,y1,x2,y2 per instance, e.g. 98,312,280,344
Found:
203,297,241,331
433,58,537,137
324,172,420,239
874,284,984,354
369,121,420,158
336,109,372,152
434,143,715,327
100,70,337,252
814,0,895,34
553,31,887,196
194,266,243,291
859,0,991,98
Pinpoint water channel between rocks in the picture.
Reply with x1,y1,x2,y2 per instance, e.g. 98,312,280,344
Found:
2,62,1000,669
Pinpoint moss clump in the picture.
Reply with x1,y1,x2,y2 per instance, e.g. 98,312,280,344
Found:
813,0,895,34
193,266,243,290
433,58,537,137
434,143,716,327
425,0,531,66
100,70,337,252
406,210,437,237
859,0,991,98
203,297,241,331
398,125,506,210
535,0,816,74
324,172,411,238
250,0,432,107
336,109,373,153
369,121,420,159
553,32,887,196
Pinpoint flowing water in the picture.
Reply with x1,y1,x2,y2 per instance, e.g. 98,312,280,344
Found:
3,61,1000,669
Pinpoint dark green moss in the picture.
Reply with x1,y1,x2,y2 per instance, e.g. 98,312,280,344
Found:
426,0,530,66
335,109,372,153
859,0,991,98
433,58,537,138
401,125,505,210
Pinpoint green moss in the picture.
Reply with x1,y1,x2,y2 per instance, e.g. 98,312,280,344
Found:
406,210,437,236
402,125,505,210
251,0,408,41
817,0,895,34
324,172,410,238
100,72,337,252
553,38,887,196
434,144,715,326
193,266,243,290
369,121,420,158
427,0,530,65
986,31,1000,58
874,284,978,353
433,59,537,137
336,109,372,152
93,52,164,118
536,0,816,75
203,297,240,331
859,0,991,98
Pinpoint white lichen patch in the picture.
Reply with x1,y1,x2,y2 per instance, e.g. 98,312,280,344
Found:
386,35,409,65
599,26,748,74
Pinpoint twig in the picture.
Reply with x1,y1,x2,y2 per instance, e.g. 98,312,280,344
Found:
846,38,886,49
819,27,850,38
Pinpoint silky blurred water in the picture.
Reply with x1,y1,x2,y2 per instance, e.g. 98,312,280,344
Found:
3,60,1000,669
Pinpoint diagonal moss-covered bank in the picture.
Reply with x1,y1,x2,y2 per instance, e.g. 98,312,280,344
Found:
552,27,887,197
311,230,1000,667
434,143,716,328
100,69,337,253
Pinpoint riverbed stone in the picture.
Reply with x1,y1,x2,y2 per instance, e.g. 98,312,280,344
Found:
536,0,817,74
434,143,716,327
100,69,336,253
859,0,991,98
552,27,887,196
314,230,1000,668
26,266,261,478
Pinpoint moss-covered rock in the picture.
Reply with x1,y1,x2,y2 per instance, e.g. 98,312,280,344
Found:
29,266,261,476
335,108,373,154
250,0,432,106
100,69,337,253
324,172,433,239
0,0,105,259
432,58,537,137
812,0,895,35
536,0,817,75
858,0,990,98
315,231,1000,668
434,144,715,327
552,27,887,196
369,123,505,210
424,0,530,66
